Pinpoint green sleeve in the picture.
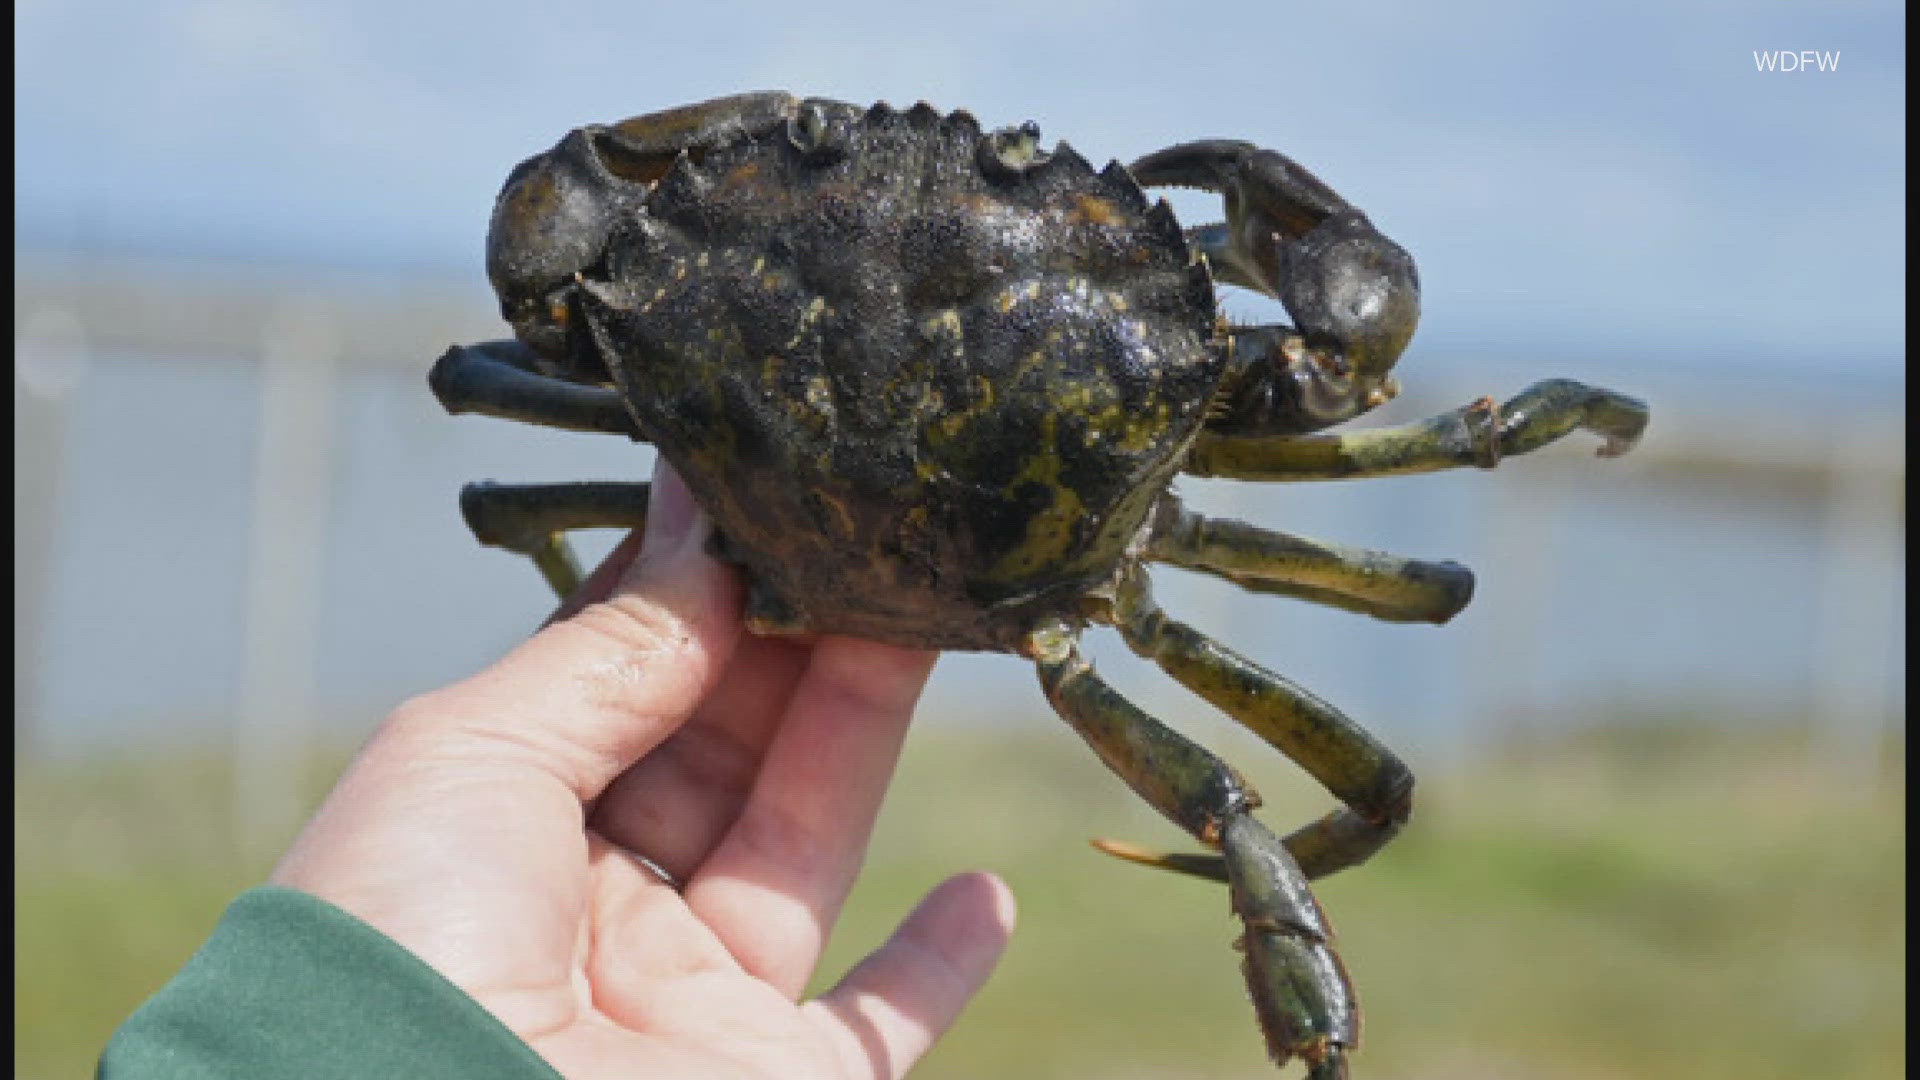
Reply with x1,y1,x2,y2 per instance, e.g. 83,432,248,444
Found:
98,886,564,1080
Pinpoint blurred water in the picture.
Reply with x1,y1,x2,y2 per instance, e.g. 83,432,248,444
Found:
22,342,1904,763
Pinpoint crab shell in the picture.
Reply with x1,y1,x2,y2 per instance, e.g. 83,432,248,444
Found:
499,99,1228,650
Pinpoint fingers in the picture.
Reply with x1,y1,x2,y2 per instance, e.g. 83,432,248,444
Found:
394,460,745,804
684,636,938,997
588,630,812,883
805,873,1017,1080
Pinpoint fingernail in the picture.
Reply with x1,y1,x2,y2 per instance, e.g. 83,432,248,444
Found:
638,457,701,562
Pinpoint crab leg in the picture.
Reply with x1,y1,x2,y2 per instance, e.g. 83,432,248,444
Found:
1134,139,1421,422
460,480,650,598
1186,379,1648,481
1145,495,1474,625
1029,620,1357,1078
429,339,644,439
1104,567,1413,879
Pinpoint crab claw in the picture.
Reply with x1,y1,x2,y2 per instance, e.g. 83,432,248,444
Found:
486,127,655,366
1131,140,1421,403
487,92,800,367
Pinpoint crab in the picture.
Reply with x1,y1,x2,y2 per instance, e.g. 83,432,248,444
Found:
429,92,1648,1078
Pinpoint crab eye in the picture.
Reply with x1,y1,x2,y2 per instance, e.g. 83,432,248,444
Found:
978,121,1050,179
790,102,827,148
785,99,851,163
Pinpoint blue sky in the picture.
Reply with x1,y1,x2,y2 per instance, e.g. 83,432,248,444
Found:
16,0,1906,370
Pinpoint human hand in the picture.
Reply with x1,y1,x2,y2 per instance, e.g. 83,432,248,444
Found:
273,460,1016,1079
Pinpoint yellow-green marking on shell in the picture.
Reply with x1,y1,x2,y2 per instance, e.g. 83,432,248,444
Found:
989,413,1089,580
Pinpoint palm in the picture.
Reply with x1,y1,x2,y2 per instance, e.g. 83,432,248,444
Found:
510,843,856,1079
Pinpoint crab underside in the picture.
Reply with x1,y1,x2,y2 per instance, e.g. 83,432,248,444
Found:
431,92,1649,1078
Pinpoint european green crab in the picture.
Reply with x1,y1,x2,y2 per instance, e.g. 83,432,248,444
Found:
430,92,1648,1077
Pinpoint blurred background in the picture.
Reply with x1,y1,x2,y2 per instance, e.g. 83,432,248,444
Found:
16,2,1904,1078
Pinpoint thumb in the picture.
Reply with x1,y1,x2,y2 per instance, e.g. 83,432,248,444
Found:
405,458,744,802
271,458,740,961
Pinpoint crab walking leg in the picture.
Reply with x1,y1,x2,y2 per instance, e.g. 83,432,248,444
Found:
1145,495,1475,625
1186,379,1649,481
1096,805,1410,887
1107,568,1414,884
1029,621,1357,1077
460,480,650,598
429,339,645,439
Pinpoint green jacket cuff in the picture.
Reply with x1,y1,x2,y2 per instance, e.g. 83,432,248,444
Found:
98,886,564,1080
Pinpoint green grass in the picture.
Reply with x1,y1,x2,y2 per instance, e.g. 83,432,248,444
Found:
17,720,1905,1080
